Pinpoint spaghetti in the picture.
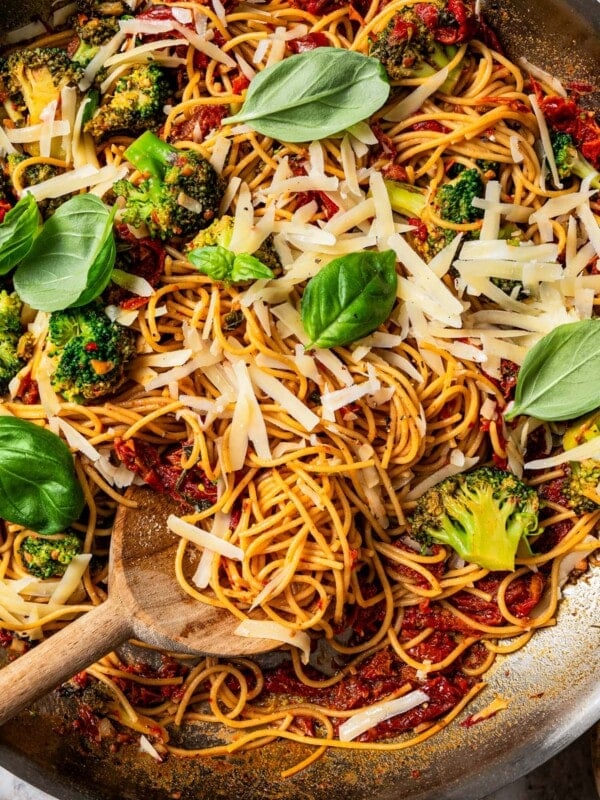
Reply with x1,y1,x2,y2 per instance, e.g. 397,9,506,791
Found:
0,0,599,776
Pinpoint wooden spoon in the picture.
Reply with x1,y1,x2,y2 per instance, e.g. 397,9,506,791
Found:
0,484,277,727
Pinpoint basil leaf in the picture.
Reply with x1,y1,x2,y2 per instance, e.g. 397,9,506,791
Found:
301,250,398,349
188,245,234,280
73,228,117,307
188,245,274,283
505,320,600,422
13,194,116,312
230,253,274,282
0,194,41,275
0,417,85,534
223,48,390,142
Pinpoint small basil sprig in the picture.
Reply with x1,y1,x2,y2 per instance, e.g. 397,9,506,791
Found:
0,417,85,534
301,250,398,349
0,194,41,275
188,245,274,283
505,319,600,422
223,48,390,142
14,194,116,312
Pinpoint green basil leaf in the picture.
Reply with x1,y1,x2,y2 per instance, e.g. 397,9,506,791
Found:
73,229,117,307
0,417,85,534
230,253,274,282
188,245,235,280
188,246,274,284
0,194,41,275
13,194,116,312
505,319,600,422
223,48,390,142
301,250,398,349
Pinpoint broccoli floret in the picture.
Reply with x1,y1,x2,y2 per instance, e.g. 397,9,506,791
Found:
47,301,136,403
6,153,71,219
370,1,477,93
0,290,31,394
410,466,540,571
386,168,484,250
187,214,282,272
434,167,484,228
114,130,224,241
84,63,171,141
0,48,82,139
19,532,82,578
75,0,128,16
561,412,600,513
71,14,121,67
551,131,600,190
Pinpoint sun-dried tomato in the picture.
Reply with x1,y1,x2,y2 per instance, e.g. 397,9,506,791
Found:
288,32,330,52
169,105,228,143
105,226,166,310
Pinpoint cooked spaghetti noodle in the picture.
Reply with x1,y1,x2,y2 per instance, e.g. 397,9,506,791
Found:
0,0,599,775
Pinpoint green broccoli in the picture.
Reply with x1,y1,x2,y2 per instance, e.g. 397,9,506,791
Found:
560,412,600,513
187,214,282,272
19,532,82,578
84,63,171,142
410,466,540,572
551,131,600,189
70,14,121,67
114,130,224,241
385,171,484,261
0,48,82,141
0,290,29,394
6,153,70,219
47,301,136,403
370,0,476,93
384,181,427,220
434,167,484,230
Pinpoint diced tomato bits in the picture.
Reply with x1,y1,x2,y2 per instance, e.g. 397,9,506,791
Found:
114,437,219,508
105,226,166,310
288,32,330,53
381,163,408,182
0,200,12,223
231,73,250,94
410,120,450,133
169,104,227,143
415,0,478,45
14,374,40,405
391,18,418,42
540,95,600,169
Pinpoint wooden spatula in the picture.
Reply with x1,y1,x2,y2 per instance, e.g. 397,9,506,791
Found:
0,484,277,727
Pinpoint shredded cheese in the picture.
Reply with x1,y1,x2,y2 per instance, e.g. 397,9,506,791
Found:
234,619,311,664
338,689,430,741
383,68,450,122
168,515,244,560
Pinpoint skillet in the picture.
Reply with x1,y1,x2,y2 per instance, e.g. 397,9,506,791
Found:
0,1,599,797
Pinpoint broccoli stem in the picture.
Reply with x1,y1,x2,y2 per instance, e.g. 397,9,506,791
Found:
123,131,177,181
570,152,600,189
385,180,427,218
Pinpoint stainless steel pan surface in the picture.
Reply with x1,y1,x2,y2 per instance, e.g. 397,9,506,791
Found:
0,1,599,798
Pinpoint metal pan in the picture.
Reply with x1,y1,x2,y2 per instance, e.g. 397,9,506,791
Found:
0,2,599,798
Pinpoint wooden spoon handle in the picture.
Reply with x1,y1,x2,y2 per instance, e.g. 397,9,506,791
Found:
0,598,132,727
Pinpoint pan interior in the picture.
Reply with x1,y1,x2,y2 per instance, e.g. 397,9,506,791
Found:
0,1,599,799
